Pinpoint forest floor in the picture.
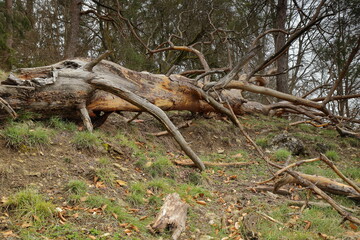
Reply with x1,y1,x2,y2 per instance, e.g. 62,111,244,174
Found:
0,112,359,240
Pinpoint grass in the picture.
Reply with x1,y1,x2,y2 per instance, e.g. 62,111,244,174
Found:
2,122,52,149
48,117,77,131
325,150,340,161
145,156,176,177
94,157,117,185
256,203,347,239
274,148,291,161
65,180,88,195
72,131,101,149
5,188,55,222
256,137,269,148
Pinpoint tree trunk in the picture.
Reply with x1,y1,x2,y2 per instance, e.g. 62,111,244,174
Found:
3,0,13,70
64,0,82,58
274,0,289,94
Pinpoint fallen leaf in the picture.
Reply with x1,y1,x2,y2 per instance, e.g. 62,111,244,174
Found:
232,153,243,158
304,220,311,230
217,149,225,154
139,216,148,220
318,233,336,239
95,181,106,188
229,175,237,180
112,213,118,219
124,229,132,235
21,222,33,228
349,222,358,230
101,204,107,211
116,180,127,187
72,213,79,218
88,235,96,240
196,200,207,205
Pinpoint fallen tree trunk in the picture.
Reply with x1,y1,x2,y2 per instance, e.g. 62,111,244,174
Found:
149,193,189,240
274,173,360,200
0,58,326,121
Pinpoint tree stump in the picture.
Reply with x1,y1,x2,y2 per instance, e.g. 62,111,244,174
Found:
149,193,189,240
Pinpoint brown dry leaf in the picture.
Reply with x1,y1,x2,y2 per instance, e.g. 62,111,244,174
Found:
1,230,17,237
88,235,96,240
303,220,311,230
80,196,88,202
101,204,107,211
1,196,8,205
124,229,132,236
128,208,139,213
33,215,40,222
130,225,140,232
95,181,106,188
21,222,33,228
119,223,128,228
139,216,148,221
232,153,243,158
112,213,118,219
217,149,225,154
318,233,336,239
58,212,67,222
72,213,79,218
116,180,127,187
349,222,358,231
229,175,237,180
196,200,207,205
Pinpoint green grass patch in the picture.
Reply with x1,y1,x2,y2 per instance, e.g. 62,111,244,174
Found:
145,156,176,178
325,150,340,161
273,148,291,161
2,122,52,149
48,117,77,131
5,188,55,222
256,137,269,148
65,180,88,195
72,131,101,150
257,204,346,239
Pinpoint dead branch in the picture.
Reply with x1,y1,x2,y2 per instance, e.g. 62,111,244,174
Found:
322,37,360,107
0,97,17,119
320,154,360,194
258,157,320,185
301,84,331,98
149,193,189,240
90,78,205,171
147,120,192,137
286,200,358,213
84,50,112,72
284,170,360,225
251,186,291,196
335,126,360,140
174,159,255,168
312,93,360,102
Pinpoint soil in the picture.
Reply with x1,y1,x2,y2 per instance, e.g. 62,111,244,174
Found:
0,112,359,240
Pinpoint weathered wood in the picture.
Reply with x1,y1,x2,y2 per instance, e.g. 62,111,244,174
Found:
274,173,360,200
174,159,255,168
149,193,189,240
90,77,205,171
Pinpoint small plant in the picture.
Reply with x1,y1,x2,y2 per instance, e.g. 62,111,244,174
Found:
2,122,51,149
146,156,176,177
48,117,77,131
325,150,340,161
72,131,101,149
95,167,117,185
256,137,269,148
5,188,55,222
65,180,88,195
274,148,291,161
127,182,146,205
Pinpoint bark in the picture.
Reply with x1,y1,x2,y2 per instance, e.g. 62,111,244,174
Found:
3,0,13,70
274,0,289,94
274,173,360,200
149,193,189,240
64,0,82,58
